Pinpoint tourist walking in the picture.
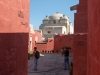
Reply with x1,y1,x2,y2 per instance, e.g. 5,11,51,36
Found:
33,47,40,71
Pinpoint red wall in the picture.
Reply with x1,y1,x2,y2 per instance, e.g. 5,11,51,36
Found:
73,34,87,75
0,33,29,75
74,0,88,34
36,34,74,53
0,0,30,75
0,0,30,33
36,38,54,52
34,31,42,42
29,33,35,53
47,38,54,51
28,31,42,53
54,34,74,53
36,43,47,52
73,0,88,75
88,0,100,75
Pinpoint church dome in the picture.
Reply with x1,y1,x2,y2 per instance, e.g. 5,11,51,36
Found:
48,12,68,20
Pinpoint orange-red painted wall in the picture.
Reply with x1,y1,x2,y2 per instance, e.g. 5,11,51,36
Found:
36,34,74,53
74,0,88,34
36,43,47,52
73,0,88,75
36,38,54,52
29,31,43,53
0,33,29,75
29,33,35,52
54,34,74,53
0,0,30,33
0,0,30,75
73,34,87,75
34,31,42,42
47,38,54,51
88,0,100,75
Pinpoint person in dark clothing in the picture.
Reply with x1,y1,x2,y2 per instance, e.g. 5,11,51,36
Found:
33,47,40,71
63,47,69,70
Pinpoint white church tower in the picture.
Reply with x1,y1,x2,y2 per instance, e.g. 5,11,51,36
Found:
39,12,73,39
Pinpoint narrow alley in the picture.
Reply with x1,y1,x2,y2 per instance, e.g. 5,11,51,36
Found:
28,53,73,75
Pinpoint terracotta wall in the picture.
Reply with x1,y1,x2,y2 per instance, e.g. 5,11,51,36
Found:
74,0,88,34
36,43,47,52
36,34,73,53
0,0,30,75
0,33,29,75
29,33,35,53
73,34,87,75
54,34,74,53
73,0,88,75
87,0,100,75
34,31,42,42
47,38,54,51
0,0,30,33
28,30,43,53
36,38,54,52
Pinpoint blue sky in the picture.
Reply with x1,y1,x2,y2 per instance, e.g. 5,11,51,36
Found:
30,0,79,30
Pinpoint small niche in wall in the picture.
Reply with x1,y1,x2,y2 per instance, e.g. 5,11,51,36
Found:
48,31,51,34
54,20,56,24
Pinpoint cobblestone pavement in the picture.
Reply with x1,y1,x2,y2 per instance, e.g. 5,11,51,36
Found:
28,53,73,75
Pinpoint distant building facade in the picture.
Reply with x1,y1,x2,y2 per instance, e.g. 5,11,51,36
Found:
29,24,42,52
39,12,74,39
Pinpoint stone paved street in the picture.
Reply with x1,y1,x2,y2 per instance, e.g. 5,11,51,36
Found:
28,53,73,75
